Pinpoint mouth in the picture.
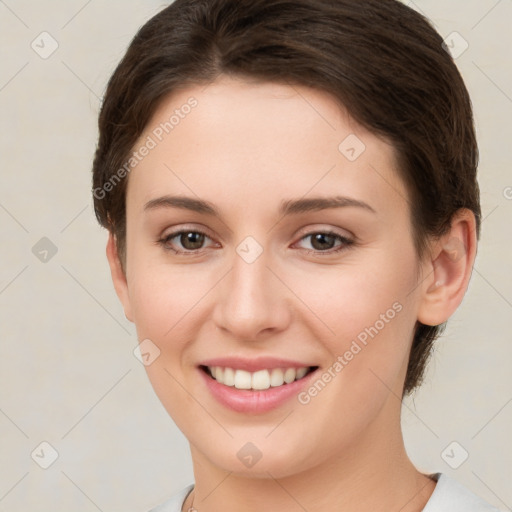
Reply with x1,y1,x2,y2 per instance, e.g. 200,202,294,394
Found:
199,364,319,391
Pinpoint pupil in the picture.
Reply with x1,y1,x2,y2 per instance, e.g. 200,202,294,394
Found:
182,232,204,250
312,233,334,250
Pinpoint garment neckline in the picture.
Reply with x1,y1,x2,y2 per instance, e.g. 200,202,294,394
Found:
179,473,443,510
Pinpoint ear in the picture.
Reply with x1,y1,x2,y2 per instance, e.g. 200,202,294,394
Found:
417,209,478,327
105,232,133,323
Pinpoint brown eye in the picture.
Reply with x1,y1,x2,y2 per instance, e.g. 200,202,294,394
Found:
178,232,206,250
296,231,354,255
310,233,337,251
159,230,214,254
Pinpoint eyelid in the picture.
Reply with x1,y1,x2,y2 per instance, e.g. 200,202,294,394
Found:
160,223,216,240
294,224,354,241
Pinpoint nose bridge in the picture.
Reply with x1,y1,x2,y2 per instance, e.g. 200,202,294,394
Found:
213,243,288,339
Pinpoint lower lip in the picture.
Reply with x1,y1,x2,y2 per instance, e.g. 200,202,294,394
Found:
198,367,319,413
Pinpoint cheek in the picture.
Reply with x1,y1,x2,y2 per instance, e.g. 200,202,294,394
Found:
129,268,195,336
285,249,418,397
127,265,208,424
288,253,415,342
342,262,418,396
127,258,220,361
129,272,174,337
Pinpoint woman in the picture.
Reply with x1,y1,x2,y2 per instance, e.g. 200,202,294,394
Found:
92,0,500,510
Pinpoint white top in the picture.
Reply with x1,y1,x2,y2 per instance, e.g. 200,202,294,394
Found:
147,472,502,512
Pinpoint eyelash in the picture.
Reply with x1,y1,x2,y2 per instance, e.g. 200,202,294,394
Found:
157,229,355,256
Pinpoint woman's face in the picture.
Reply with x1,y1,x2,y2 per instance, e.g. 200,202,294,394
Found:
116,76,428,477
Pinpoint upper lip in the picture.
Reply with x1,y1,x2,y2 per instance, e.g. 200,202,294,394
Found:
199,357,317,373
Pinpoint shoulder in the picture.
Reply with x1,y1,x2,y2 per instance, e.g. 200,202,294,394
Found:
144,475,503,512
146,483,195,512
423,473,502,512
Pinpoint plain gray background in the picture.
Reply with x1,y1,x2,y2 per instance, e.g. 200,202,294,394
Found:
0,1,511,511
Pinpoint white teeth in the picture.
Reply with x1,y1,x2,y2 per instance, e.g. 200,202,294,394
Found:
234,370,252,389
207,366,312,390
283,368,296,383
296,367,308,379
223,367,235,386
251,369,271,390
269,368,284,387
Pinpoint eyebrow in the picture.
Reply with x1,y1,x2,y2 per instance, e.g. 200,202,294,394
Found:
143,195,376,216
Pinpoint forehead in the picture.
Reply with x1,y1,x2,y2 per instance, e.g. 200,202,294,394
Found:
126,76,409,221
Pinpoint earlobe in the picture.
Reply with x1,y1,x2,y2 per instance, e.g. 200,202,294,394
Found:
417,209,477,327
105,233,133,323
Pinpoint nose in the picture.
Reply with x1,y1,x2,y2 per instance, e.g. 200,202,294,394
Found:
212,245,291,341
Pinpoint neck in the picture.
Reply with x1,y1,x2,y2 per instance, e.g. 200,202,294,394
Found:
182,399,437,512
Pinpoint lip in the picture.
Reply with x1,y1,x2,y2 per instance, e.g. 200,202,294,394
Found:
198,365,320,414
199,356,315,372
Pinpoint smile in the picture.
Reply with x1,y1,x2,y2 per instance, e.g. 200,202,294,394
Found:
200,365,317,391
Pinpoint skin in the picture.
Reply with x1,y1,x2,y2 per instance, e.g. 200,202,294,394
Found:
106,75,477,512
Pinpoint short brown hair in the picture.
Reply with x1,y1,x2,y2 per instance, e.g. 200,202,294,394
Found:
92,0,481,396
